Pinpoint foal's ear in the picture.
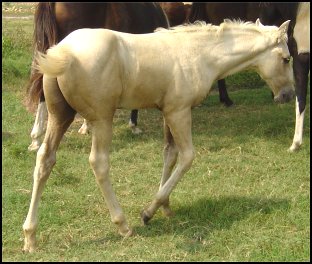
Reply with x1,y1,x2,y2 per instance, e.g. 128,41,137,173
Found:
278,20,291,35
255,18,264,27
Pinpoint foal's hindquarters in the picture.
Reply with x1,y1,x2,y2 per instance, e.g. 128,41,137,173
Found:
23,77,131,252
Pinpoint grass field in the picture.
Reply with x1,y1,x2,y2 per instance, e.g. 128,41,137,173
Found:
2,4,310,262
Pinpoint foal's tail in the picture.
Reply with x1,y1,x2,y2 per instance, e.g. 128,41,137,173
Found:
35,45,73,78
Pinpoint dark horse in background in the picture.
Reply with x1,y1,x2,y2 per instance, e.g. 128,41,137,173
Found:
189,2,310,151
26,2,169,151
158,2,192,26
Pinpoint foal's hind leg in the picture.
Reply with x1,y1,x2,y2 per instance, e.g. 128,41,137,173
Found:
23,77,75,252
89,119,133,237
141,108,195,224
159,121,178,217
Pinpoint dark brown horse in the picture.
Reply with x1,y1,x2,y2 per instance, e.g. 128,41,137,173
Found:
189,2,310,151
26,2,169,151
158,2,191,26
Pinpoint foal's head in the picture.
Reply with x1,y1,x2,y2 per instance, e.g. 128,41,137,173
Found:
253,19,295,103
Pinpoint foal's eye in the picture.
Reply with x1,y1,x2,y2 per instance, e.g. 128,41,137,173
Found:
283,57,290,64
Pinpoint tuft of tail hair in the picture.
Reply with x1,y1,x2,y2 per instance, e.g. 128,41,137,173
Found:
35,44,72,78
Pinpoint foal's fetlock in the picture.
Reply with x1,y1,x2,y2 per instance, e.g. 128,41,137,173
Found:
23,229,37,253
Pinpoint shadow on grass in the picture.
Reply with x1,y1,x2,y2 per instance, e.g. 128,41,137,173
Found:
83,195,290,252
133,195,290,238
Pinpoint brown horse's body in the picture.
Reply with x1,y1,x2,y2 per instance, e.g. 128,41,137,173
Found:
158,2,191,26
189,2,310,151
26,3,169,151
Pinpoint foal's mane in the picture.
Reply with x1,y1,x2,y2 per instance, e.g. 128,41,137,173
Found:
155,19,287,43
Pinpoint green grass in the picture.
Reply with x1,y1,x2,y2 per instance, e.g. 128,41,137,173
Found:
2,11,310,262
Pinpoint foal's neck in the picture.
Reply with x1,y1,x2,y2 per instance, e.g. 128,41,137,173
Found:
206,28,271,79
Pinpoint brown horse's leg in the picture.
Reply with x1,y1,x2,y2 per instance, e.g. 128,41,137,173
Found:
89,119,133,237
141,108,195,224
288,52,309,152
218,79,233,107
23,77,75,252
129,109,142,134
159,121,178,217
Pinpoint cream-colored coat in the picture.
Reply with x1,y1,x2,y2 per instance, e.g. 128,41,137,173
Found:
23,20,294,252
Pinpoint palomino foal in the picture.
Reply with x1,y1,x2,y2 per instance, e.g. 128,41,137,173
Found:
23,19,294,252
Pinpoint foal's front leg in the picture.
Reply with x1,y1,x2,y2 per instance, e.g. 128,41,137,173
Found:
89,120,133,237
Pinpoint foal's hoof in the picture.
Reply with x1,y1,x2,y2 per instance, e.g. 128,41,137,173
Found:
119,228,134,238
28,141,40,152
22,245,36,253
140,210,152,225
22,240,36,253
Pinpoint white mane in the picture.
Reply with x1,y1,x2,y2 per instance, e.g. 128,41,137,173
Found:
155,19,287,43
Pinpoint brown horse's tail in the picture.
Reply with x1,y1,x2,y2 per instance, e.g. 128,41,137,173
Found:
25,2,58,112
188,3,207,23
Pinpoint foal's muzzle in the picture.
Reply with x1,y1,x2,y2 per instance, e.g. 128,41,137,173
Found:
274,88,295,104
